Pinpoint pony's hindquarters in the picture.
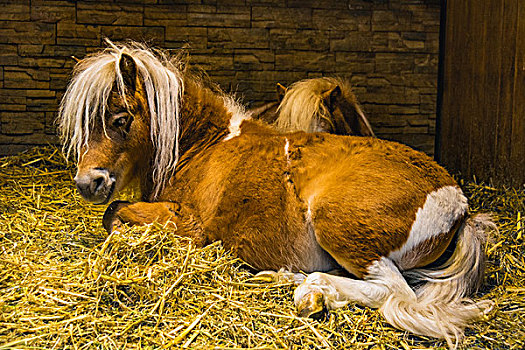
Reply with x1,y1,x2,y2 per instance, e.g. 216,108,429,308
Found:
386,214,496,346
295,214,495,349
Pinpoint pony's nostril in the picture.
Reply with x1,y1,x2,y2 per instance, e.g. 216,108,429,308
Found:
92,176,105,194
75,168,110,200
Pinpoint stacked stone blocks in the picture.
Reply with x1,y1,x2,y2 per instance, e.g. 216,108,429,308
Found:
0,0,440,155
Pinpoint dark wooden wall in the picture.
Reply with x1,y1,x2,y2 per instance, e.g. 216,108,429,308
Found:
437,0,525,186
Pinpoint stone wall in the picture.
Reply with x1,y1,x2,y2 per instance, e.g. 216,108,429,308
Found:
0,0,440,156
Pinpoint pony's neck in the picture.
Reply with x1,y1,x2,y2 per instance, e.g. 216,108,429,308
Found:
140,77,245,201
177,78,240,167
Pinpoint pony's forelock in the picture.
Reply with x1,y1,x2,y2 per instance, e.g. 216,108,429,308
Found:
57,40,184,199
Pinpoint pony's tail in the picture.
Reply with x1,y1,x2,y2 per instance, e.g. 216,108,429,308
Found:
381,214,496,349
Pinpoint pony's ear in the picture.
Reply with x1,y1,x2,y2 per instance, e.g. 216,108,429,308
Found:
276,83,287,101
322,85,341,109
119,53,137,93
353,104,376,137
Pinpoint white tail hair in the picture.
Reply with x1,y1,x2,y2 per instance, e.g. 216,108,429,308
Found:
382,214,496,349
57,40,184,199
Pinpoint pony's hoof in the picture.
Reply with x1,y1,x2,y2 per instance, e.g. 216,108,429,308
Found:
296,292,327,321
251,270,305,284
103,200,131,233
251,270,278,283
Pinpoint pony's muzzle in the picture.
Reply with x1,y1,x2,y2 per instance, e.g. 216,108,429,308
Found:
74,168,115,204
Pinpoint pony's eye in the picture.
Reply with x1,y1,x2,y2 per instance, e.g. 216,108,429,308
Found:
113,116,128,128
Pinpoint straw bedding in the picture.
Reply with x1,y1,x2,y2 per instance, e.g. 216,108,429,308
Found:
0,146,523,349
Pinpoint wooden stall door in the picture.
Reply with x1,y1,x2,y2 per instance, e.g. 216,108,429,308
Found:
437,0,525,187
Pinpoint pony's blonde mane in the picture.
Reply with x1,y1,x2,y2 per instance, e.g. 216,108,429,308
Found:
275,77,353,133
57,40,184,199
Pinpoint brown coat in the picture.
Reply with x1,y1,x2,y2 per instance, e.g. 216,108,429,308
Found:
160,115,456,276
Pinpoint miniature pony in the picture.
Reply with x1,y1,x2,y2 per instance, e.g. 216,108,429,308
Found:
58,41,494,349
249,78,375,137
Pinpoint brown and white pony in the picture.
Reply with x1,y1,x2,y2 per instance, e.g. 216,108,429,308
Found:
249,77,375,137
58,41,494,348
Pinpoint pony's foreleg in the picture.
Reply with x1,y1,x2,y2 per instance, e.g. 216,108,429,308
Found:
251,269,307,284
103,200,178,232
252,268,346,285
102,200,208,246
102,200,132,232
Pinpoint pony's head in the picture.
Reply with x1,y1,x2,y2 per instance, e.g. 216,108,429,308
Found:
57,40,184,203
274,77,375,137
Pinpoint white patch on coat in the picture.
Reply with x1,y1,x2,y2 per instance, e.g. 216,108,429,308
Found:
389,185,468,270
305,199,313,227
223,96,251,141
284,138,290,164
